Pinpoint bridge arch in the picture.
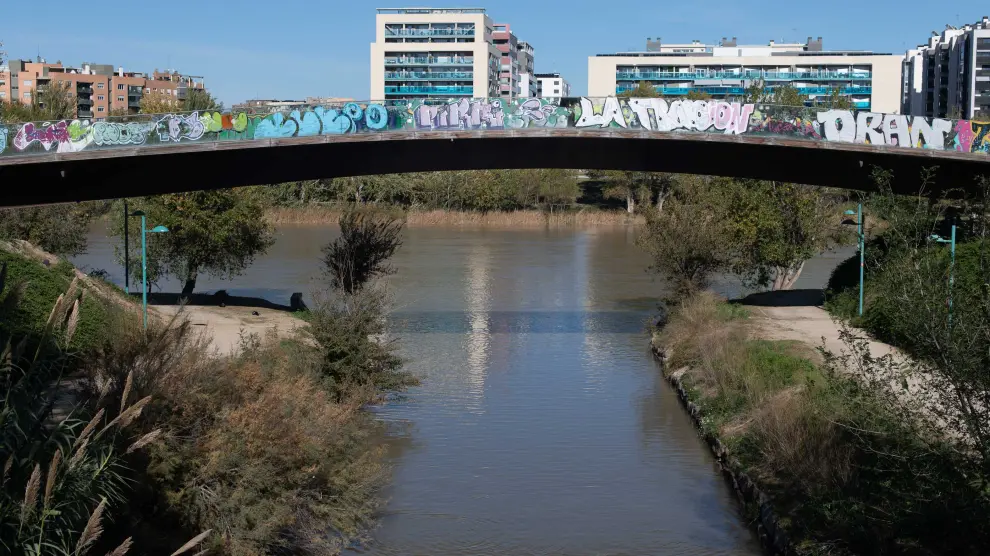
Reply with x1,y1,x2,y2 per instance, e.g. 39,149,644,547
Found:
0,97,988,207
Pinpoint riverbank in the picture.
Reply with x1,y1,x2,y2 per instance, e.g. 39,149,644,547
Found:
265,205,643,227
0,239,400,555
653,292,990,554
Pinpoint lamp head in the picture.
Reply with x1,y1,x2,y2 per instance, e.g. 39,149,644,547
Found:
844,209,856,216
129,210,146,217
150,226,169,233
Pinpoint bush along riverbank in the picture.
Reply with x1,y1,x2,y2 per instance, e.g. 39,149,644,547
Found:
0,208,416,555
652,292,990,555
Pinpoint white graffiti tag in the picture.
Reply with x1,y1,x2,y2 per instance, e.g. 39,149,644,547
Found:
156,112,206,142
93,121,156,146
816,110,954,149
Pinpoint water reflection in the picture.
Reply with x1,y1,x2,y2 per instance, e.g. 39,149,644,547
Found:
463,244,491,414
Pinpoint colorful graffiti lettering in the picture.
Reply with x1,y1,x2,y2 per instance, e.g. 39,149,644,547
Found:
1,98,988,158
12,120,92,153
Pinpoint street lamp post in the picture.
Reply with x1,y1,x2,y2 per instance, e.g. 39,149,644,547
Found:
931,224,957,329
130,210,169,330
844,204,865,317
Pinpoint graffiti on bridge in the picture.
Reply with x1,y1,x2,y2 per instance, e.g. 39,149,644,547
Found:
0,97,988,157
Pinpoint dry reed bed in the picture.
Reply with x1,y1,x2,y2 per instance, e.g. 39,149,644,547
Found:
265,206,643,228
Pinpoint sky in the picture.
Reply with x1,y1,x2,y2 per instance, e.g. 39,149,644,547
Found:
2,0,988,106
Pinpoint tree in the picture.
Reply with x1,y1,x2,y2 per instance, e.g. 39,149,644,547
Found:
31,81,76,121
686,89,713,101
618,81,660,98
724,180,840,290
139,91,180,114
0,204,91,256
819,86,852,110
109,189,275,296
638,194,730,297
772,83,806,107
743,80,808,107
182,88,222,112
323,208,404,294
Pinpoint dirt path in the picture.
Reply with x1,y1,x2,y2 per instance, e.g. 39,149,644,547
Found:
152,305,309,356
745,305,902,362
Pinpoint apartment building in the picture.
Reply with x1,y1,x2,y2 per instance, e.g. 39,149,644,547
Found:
517,41,536,98
0,57,206,119
493,23,520,99
589,37,903,112
232,97,356,112
370,7,501,103
902,16,990,119
536,73,571,100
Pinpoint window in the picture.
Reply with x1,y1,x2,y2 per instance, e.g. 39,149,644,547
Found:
23,80,32,86
0,92,5,99
97,83,104,89
97,95,105,101
23,92,31,99
117,95,125,102
98,107,105,112
117,83,124,90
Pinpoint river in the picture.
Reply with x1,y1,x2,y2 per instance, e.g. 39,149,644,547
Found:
73,222,849,556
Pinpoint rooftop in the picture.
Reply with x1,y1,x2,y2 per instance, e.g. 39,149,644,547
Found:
376,7,486,14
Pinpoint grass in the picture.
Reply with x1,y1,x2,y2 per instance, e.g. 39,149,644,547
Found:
265,205,643,228
0,242,134,352
656,292,990,554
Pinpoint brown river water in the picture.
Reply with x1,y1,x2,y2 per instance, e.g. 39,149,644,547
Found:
73,222,850,556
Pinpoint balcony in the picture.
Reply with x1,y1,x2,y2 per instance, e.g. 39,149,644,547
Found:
385,71,473,81
615,70,872,82
76,97,93,106
384,57,474,66
128,97,141,108
77,110,94,118
76,85,94,94
385,28,475,38
614,84,872,96
384,85,473,95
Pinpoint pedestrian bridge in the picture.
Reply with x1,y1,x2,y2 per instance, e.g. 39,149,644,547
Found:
0,96,988,207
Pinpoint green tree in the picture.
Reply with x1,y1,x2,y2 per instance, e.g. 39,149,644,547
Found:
0,204,91,256
820,86,852,110
771,83,806,107
724,180,840,290
182,88,222,112
618,81,660,98
138,91,180,114
323,208,404,294
110,190,275,296
686,89,713,100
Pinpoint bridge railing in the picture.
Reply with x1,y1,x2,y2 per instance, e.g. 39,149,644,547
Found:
0,97,987,159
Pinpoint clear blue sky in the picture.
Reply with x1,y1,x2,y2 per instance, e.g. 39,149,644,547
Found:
3,0,988,106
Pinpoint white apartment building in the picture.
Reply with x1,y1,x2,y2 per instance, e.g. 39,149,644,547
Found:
370,7,501,102
902,17,990,119
536,73,571,100
588,37,904,113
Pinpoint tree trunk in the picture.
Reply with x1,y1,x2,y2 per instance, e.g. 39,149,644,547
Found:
772,261,806,291
181,266,198,297
626,193,635,214
656,191,667,215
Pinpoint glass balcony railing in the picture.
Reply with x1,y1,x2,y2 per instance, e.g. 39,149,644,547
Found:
385,71,473,81
385,28,475,37
384,57,474,66
614,85,873,96
384,85,474,95
615,70,873,81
